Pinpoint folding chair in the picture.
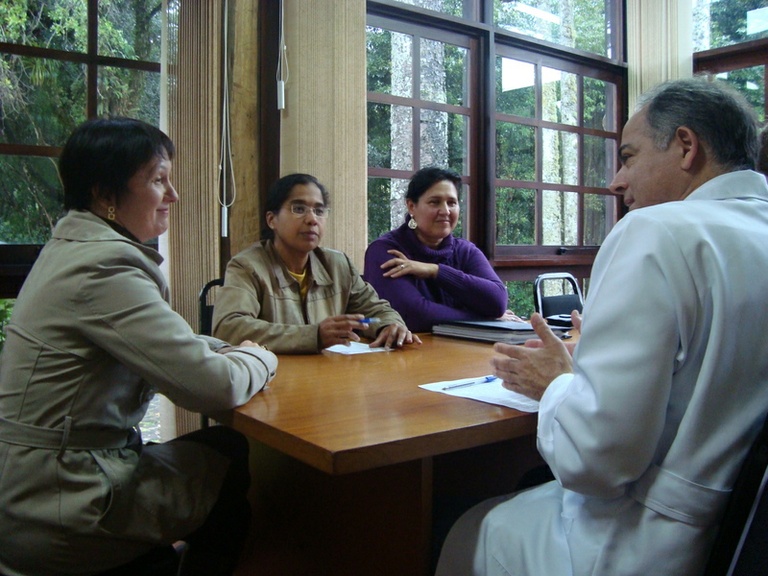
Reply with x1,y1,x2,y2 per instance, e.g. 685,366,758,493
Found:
533,272,584,327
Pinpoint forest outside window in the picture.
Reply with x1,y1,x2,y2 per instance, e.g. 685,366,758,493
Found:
0,0,163,250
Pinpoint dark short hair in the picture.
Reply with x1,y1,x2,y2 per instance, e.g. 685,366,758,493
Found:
261,173,330,240
406,167,462,203
637,76,759,171
59,117,175,211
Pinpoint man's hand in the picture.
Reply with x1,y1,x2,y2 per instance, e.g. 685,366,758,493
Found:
369,323,422,349
491,313,573,400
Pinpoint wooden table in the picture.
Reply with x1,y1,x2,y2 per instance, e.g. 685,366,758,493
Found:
231,334,546,576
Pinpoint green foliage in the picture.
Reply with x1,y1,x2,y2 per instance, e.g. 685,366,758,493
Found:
506,281,535,318
0,299,14,353
709,0,768,47
0,0,162,245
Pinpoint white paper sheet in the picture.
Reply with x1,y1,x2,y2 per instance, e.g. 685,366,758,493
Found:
419,376,539,412
324,341,389,355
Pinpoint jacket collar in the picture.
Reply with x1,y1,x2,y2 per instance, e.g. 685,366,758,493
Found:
263,239,334,288
52,210,164,265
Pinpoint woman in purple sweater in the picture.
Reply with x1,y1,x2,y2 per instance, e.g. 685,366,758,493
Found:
364,167,520,333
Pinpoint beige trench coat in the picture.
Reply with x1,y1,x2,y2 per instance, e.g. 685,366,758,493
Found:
0,210,278,576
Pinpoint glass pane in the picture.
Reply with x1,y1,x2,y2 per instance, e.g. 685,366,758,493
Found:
142,396,164,443
368,27,391,93
583,76,616,130
0,2,87,51
542,128,578,185
98,0,162,62
715,67,766,123
496,57,535,117
390,0,467,18
97,66,160,122
494,0,611,57
367,177,410,242
420,110,468,174
0,155,62,244
505,280,535,318
367,103,413,171
420,39,469,106
542,67,578,125
694,1,768,51
495,187,535,245
583,135,614,188
542,189,578,245
0,56,86,146
496,122,535,180
583,192,615,245
367,27,413,98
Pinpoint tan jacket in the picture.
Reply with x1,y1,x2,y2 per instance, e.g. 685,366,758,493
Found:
0,210,278,575
212,240,404,353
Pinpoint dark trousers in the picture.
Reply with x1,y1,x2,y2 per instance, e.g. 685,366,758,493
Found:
173,425,252,576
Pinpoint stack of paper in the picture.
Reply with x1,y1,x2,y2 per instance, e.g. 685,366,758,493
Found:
433,319,567,345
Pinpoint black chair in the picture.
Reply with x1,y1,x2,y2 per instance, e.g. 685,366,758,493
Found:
704,413,768,576
198,278,224,429
533,272,584,327
198,277,224,338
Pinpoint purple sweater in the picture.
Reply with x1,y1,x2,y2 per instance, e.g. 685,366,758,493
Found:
363,223,508,332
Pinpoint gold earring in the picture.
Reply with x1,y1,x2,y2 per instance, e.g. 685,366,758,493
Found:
107,206,116,221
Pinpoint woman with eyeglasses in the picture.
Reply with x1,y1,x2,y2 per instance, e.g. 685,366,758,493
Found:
213,173,419,353
364,166,520,333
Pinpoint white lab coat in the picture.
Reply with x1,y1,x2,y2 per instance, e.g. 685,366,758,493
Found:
436,170,768,576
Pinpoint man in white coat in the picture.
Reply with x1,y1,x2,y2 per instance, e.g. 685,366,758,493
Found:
436,77,768,575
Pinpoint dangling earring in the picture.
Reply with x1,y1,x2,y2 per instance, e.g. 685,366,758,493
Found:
408,217,417,230
107,206,116,221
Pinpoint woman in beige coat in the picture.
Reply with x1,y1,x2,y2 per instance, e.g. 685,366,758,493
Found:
0,118,278,576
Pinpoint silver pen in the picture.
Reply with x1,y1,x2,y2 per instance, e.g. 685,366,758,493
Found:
442,375,497,391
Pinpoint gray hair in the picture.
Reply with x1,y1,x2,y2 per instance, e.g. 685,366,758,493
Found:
636,76,760,171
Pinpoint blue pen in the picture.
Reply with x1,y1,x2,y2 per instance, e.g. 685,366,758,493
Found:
442,375,496,391
359,317,381,325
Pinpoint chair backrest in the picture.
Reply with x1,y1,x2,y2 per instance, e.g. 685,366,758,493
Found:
704,413,768,576
533,272,584,321
198,278,224,336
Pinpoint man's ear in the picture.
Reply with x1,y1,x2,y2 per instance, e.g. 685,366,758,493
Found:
675,125,699,170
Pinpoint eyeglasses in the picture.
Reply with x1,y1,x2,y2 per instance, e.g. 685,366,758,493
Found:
288,204,330,219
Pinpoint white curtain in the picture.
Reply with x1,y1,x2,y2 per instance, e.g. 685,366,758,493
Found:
626,0,694,112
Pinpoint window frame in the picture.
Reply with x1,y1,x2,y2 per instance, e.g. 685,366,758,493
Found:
693,36,768,122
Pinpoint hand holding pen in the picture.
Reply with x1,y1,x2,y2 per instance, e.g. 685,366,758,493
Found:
318,314,369,348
